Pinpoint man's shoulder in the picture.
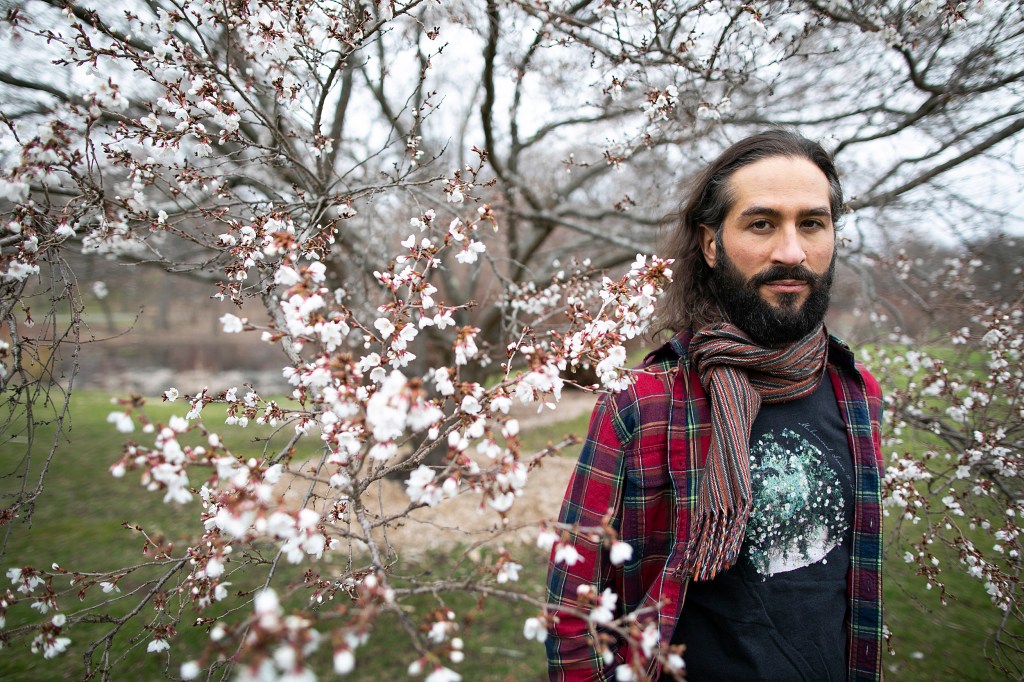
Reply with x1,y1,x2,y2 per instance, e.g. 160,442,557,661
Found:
619,364,676,415
600,332,701,443
622,332,689,400
826,333,883,399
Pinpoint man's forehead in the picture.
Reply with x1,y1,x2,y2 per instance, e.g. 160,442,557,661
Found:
725,156,831,208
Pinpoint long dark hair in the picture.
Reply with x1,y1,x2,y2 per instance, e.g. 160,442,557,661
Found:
654,128,845,337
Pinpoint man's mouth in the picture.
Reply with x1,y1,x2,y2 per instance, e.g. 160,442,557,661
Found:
762,279,809,293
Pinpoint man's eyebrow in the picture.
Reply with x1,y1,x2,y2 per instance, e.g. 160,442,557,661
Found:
737,205,832,219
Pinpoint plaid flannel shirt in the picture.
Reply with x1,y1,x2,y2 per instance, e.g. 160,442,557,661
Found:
545,330,884,681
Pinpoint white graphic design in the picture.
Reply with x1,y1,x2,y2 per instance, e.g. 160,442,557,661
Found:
745,428,848,577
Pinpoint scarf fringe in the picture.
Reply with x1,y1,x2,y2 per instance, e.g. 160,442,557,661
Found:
682,500,752,581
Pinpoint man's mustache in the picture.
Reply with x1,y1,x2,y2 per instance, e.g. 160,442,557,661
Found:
750,264,823,287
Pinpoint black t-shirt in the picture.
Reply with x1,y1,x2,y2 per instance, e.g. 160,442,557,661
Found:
672,377,854,681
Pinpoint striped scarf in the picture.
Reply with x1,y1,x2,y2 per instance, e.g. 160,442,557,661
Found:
682,323,828,581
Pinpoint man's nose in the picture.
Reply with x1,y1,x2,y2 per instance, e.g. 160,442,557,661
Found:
771,225,807,266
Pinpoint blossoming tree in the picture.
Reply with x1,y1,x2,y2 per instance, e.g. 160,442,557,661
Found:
0,0,1022,679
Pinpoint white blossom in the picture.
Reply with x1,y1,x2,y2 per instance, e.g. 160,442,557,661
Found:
106,411,134,433
220,313,245,333
537,529,559,551
147,638,170,653
609,541,633,566
589,588,618,624
334,649,355,675
406,465,442,506
554,543,582,566
426,665,462,682
615,665,635,681
4,260,40,282
523,617,548,643
488,491,515,513
374,317,395,339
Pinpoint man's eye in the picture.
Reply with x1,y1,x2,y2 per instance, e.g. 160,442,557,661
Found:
801,220,827,230
750,220,772,231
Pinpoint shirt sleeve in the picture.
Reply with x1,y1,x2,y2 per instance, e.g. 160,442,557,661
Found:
545,391,630,682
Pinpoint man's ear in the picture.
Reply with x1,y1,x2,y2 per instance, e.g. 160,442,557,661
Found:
700,224,717,268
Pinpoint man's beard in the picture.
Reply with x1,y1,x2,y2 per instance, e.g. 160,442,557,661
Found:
710,244,836,347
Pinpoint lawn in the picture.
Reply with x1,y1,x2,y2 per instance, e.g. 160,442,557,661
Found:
0,389,1017,680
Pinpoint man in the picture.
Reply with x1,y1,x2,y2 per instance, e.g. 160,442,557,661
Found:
545,129,883,681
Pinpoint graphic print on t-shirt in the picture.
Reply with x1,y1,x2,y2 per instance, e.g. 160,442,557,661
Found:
744,428,849,577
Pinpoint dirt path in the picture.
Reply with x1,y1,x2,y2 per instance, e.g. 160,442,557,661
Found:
276,391,598,557
343,456,577,556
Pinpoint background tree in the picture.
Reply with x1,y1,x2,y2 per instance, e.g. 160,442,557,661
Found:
0,0,1022,679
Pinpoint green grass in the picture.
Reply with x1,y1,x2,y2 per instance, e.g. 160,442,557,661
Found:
860,342,1024,678
0,388,1019,680
0,391,551,681
884,540,1015,681
0,391,318,678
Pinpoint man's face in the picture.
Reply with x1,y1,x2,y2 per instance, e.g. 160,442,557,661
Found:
700,155,837,346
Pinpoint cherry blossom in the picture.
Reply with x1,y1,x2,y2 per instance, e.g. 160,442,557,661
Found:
523,616,549,643
609,541,634,566
589,588,618,625
554,543,583,567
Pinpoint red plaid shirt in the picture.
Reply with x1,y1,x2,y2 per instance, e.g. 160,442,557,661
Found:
545,331,884,681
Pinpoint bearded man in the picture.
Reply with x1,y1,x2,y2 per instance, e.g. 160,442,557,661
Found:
545,129,883,682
